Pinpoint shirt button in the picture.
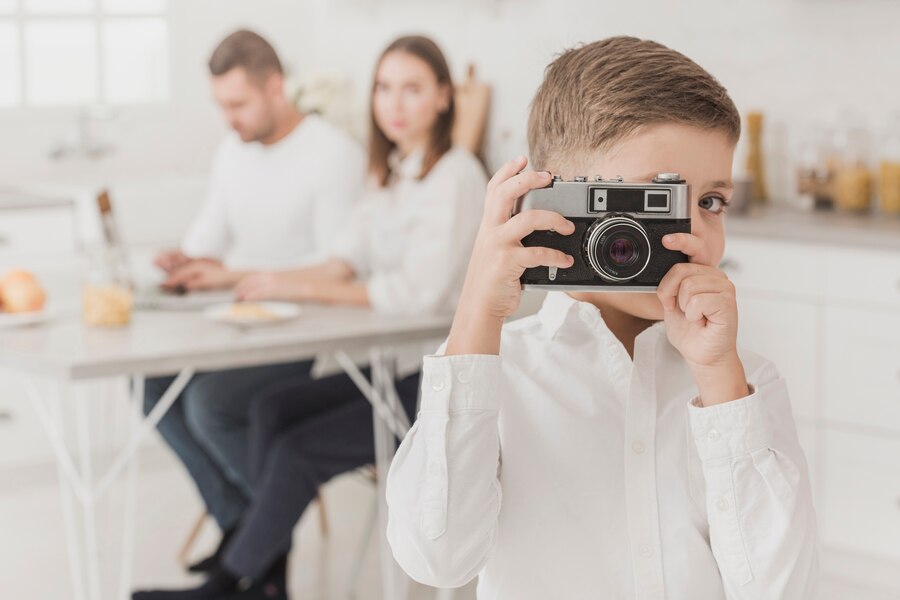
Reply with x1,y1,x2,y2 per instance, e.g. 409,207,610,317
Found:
707,429,721,442
716,497,730,512
579,307,598,325
639,545,653,558
431,378,446,392
631,441,645,454
456,369,471,384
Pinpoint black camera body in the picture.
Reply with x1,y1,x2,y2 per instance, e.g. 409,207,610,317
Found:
513,173,691,292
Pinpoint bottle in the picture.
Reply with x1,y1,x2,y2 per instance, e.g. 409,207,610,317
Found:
745,112,769,205
82,190,134,327
879,114,900,215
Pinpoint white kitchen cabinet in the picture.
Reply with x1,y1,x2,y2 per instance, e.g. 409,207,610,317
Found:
824,306,900,434
0,371,54,470
725,229,900,591
822,429,900,562
734,295,819,421
824,246,900,312
722,236,825,300
0,205,77,260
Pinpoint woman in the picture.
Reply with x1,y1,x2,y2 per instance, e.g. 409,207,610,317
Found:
133,35,486,600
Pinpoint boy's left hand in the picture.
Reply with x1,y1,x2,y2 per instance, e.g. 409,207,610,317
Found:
657,233,749,405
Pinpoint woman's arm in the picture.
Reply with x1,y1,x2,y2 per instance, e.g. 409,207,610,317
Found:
233,258,356,301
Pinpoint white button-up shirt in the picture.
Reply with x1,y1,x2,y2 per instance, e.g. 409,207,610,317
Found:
387,291,819,599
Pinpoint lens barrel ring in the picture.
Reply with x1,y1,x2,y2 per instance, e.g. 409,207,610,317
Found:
583,215,652,282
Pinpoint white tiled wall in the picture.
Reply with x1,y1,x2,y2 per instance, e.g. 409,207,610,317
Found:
1,0,898,201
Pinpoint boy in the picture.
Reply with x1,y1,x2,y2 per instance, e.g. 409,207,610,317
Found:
386,37,818,599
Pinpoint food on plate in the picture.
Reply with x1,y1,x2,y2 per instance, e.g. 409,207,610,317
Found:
226,302,279,320
0,270,46,313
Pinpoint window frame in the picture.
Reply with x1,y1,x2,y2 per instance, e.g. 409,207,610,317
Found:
0,0,170,109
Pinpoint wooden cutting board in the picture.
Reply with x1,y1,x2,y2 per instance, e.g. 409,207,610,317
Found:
452,64,491,159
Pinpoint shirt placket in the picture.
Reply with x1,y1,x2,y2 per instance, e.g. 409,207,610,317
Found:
624,330,666,599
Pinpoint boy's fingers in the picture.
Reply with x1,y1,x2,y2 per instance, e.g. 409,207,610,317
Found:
662,233,714,266
486,156,528,195
502,210,575,243
657,263,726,310
675,276,734,314
486,170,552,226
515,246,575,270
683,292,729,324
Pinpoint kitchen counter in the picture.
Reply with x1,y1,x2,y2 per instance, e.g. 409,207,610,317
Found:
726,204,900,252
0,189,74,211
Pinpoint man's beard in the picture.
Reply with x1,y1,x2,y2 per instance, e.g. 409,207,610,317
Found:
241,114,277,143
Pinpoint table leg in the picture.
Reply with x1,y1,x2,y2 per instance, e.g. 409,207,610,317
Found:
49,382,88,600
74,384,102,600
24,369,195,599
333,349,412,600
118,374,143,600
369,349,410,600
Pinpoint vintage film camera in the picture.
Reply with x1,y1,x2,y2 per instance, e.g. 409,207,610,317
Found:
514,173,690,291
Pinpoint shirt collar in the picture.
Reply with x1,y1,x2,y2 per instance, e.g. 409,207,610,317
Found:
537,291,582,338
537,291,666,340
388,148,425,181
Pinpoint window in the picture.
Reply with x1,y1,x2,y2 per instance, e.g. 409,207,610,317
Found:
0,0,168,107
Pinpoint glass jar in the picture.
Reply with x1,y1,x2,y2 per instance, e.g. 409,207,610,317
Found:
832,112,873,213
879,114,900,215
82,247,133,327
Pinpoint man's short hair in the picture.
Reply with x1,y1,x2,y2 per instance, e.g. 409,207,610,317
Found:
527,36,740,172
208,29,283,83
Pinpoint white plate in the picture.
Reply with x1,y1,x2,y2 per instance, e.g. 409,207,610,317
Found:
203,302,302,326
0,308,55,328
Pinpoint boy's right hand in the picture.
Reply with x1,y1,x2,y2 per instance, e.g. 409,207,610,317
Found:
446,156,576,356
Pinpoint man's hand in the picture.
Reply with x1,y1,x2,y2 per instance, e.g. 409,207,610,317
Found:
154,249,191,274
163,260,240,292
657,233,749,406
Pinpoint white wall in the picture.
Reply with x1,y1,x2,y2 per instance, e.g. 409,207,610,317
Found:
2,0,899,201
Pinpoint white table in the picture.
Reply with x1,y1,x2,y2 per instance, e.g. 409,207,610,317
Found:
0,305,452,600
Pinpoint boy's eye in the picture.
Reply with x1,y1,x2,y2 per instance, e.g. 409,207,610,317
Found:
698,196,727,214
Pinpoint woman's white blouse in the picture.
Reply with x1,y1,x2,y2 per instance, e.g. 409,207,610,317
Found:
333,146,487,316
386,291,819,599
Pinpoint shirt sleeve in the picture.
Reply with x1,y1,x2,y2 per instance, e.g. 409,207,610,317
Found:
330,194,373,278
181,142,231,260
366,156,486,314
386,353,503,589
688,361,819,599
310,139,366,265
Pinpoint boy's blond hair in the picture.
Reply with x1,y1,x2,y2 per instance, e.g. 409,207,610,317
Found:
528,36,740,172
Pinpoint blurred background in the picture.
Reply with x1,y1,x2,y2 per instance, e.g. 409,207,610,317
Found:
1,0,899,598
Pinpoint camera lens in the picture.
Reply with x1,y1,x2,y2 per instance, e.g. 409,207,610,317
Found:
606,235,640,267
583,216,651,282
